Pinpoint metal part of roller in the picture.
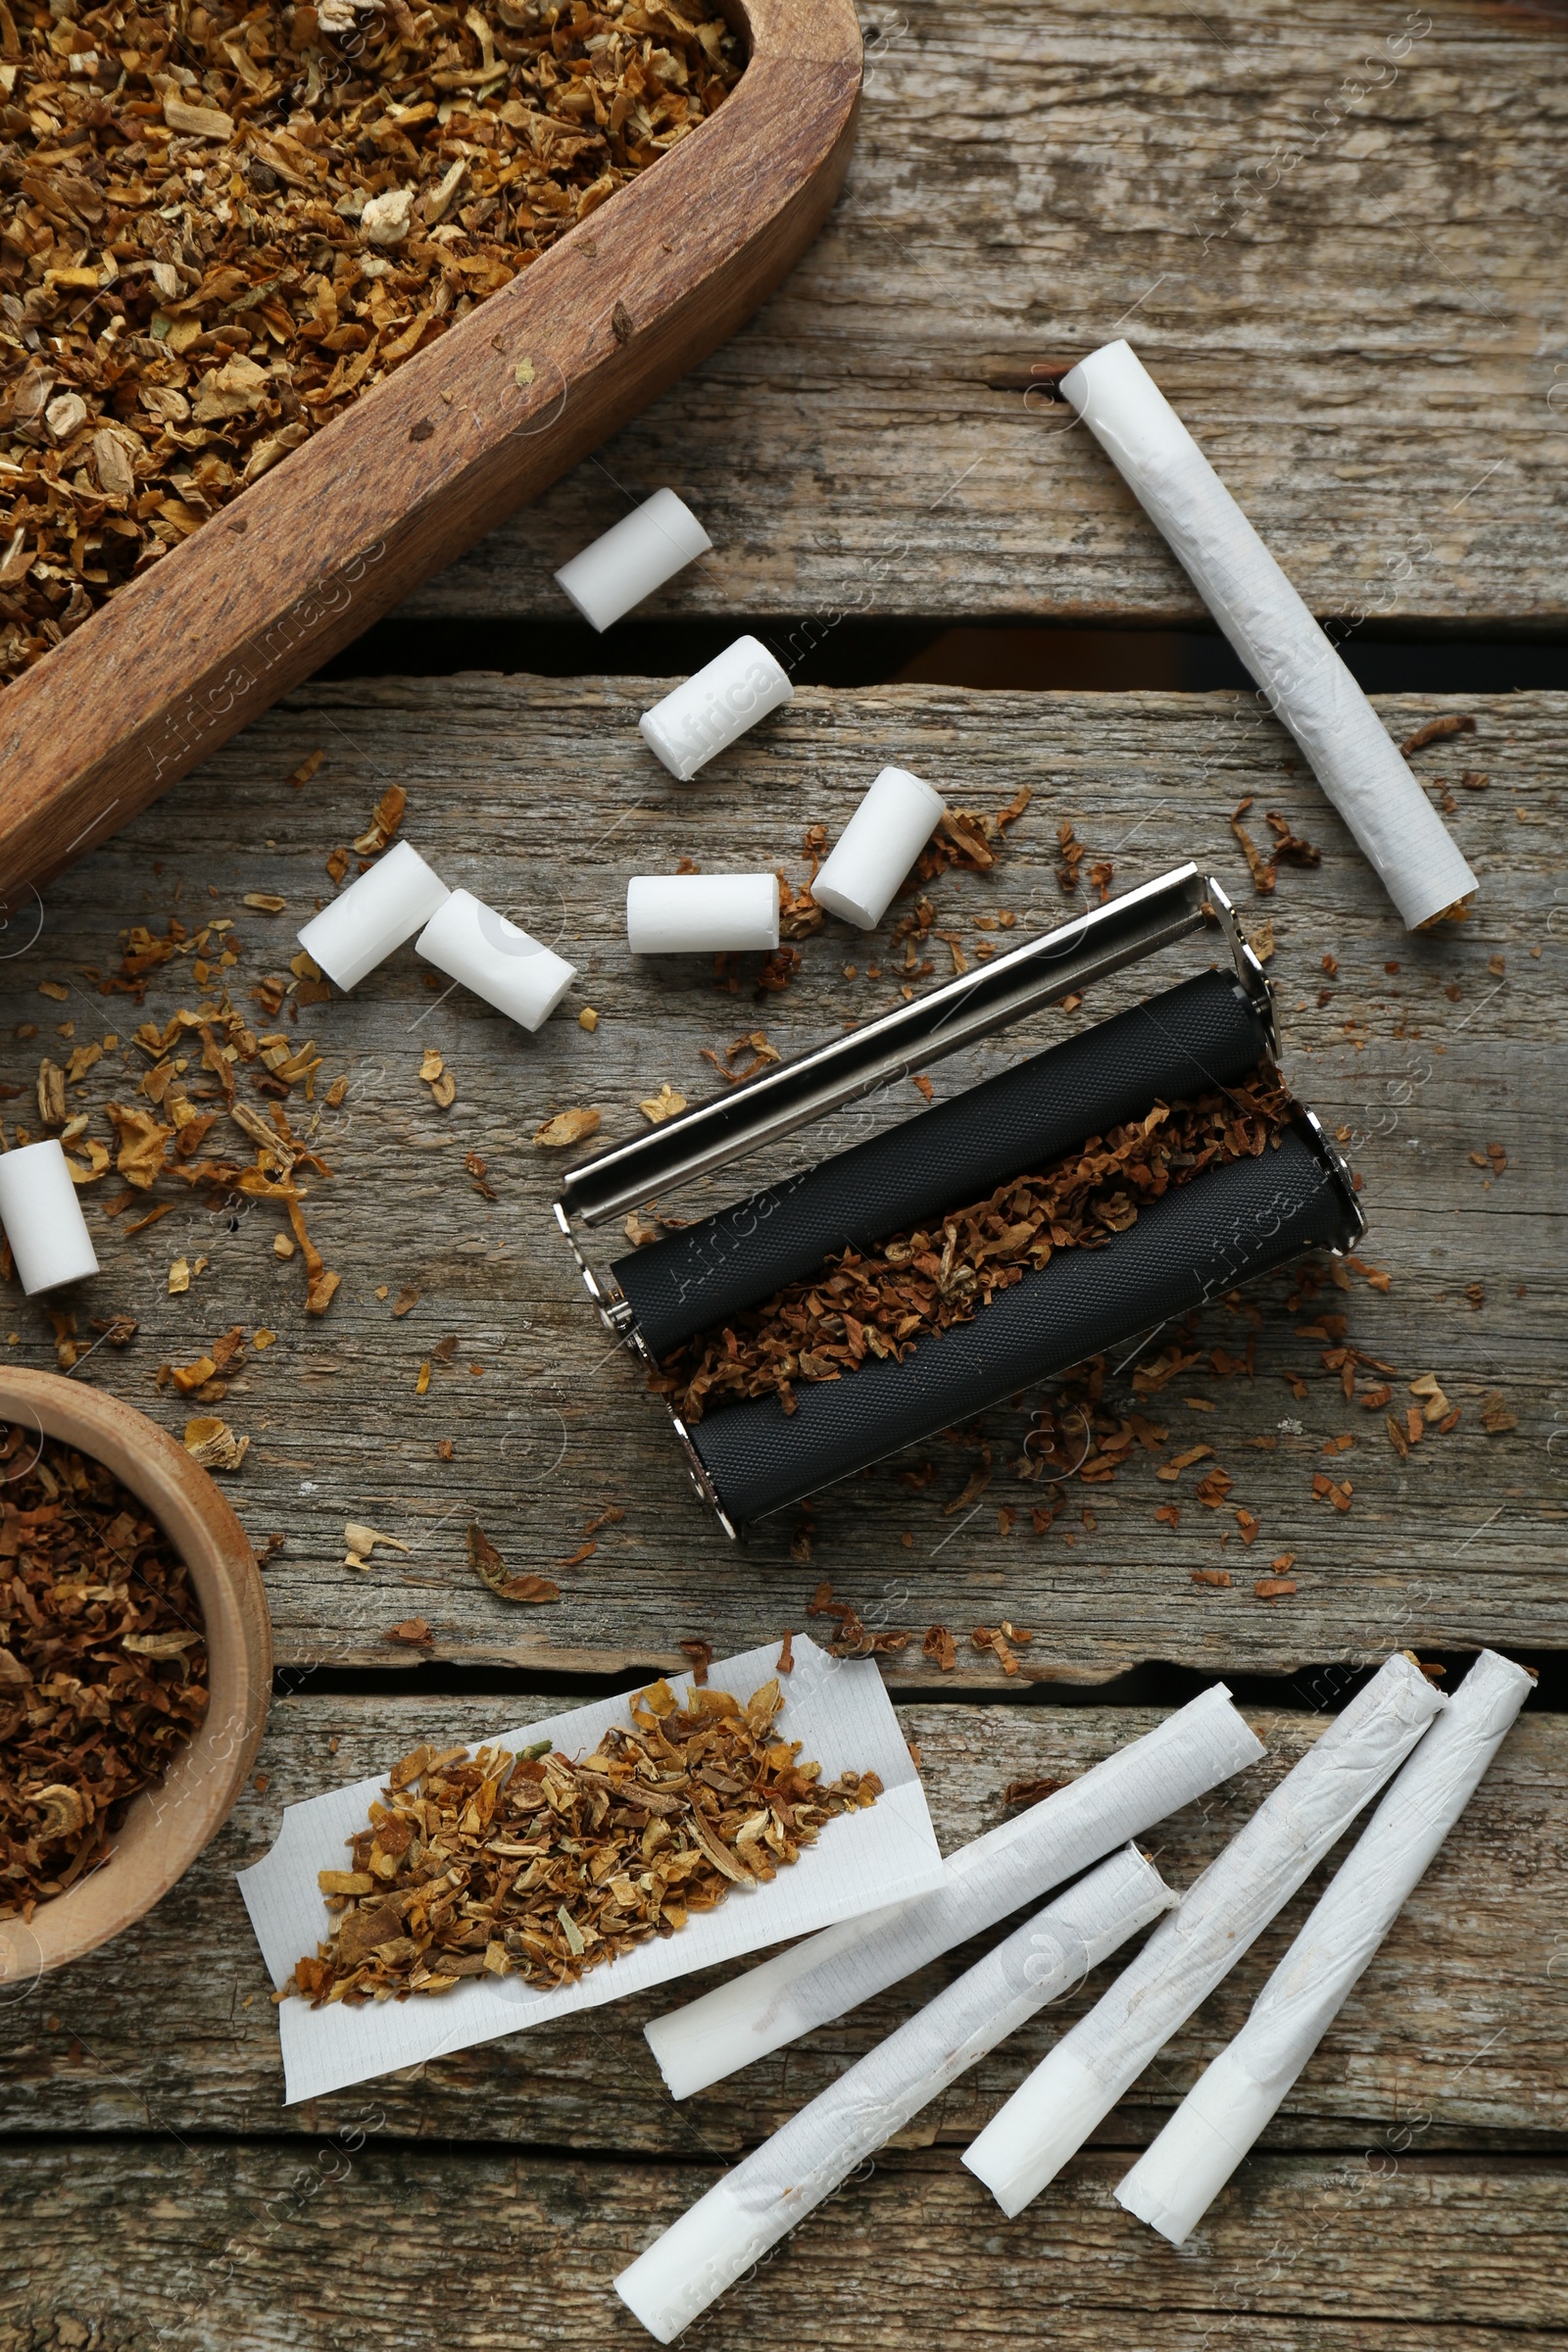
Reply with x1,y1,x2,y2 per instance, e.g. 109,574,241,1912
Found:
685,1121,1358,1529
612,968,1270,1361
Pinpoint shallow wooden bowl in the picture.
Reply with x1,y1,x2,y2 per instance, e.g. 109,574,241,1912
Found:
0,1370,271,1984
0,0,862,901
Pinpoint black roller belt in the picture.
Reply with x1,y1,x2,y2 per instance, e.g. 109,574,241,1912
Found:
613,966,1269,1361
688,1121,1355,1529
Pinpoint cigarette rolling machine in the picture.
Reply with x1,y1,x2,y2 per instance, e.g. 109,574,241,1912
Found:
555,865,1362,1537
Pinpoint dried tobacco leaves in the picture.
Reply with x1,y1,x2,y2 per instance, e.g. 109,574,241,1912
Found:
0,0,743,684
283,1673,880,2004
654,1066,1296,1422
0,1418,207,1920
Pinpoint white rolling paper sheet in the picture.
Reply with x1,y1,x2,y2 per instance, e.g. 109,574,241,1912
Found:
1059,340,1478,932
645,1682,1263,2099
962,1650,1446,2217
1116,1648,1532,2244
238,1638,944,2104
617,1844,1174,2343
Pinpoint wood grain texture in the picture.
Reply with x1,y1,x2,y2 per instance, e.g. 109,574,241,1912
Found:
0,678,1560,1682
5,1697,1561,2153
4,2139,1567,2351
0,0,862,901
406,0,1568,632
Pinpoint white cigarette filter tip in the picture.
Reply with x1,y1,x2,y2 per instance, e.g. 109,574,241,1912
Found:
639,636,793,781
1058,339,1478,932
961,1650,1445,2218
626,872,780,956
296,840,451,993
416,889,576,1032
554,488,712,633
616,1845,1175,2343
811,765,947,930
1114,1647,1532,2246
0,1139,99,1295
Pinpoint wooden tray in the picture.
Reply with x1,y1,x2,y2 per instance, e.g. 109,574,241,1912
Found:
0,0,860,904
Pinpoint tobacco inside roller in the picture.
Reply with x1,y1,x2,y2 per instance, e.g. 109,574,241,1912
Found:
685,1119,1356,1526
613,967,1270,1359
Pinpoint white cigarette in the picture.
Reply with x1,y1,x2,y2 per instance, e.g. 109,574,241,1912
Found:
618,1844,1174,2343
1060,340,1479,931
0,1139,99,1295
554,489,712,632
1116,1648,1532,2246
415,889,576,1032
639,636,793,781
626,873,780,956
645,1683,1262,2101
811,766,947,930
296,840,450,993
962,1651,1446,2218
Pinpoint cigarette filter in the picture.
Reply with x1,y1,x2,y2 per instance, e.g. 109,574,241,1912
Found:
962,1650,1446,2218
626,873,781,956
647,1681,1263,2100
639,635,794,780
416,889,576,1031
618,1845,1174,2343
554,488,712,632
0,1138,99,1295
811,764,947,929
556,865,1361,1535
296,840,450,993
1116,1647,1532,2244
1060,341,1477,931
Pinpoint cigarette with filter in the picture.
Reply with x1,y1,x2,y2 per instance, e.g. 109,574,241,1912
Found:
1060,340,1478,931
1115,1647,1532,2245
645,1682,1263,2100
618,1844,1174,2343
961,1650,1446,2218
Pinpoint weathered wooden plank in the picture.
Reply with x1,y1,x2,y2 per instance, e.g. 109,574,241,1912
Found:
5,1700,1561,2152
400,0,1568,630
0,679,1560,1679
4,2139,1567,2352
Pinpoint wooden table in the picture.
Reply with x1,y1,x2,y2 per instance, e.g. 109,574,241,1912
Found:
4,1,1566,2342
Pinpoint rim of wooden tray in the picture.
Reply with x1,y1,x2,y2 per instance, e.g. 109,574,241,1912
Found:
0,1368,271,1984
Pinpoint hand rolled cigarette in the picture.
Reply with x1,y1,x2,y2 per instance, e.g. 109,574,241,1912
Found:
1115,1647,1532,2245
626,873,780,956
639,636,793,781
296,840,450,993
962,1650,1445,2218
645,1682,1262,2101
554,489,712,632
0,1138,99,1295
811,765,947,930
1059,340,1479,931
416,889,576,1033
618,1844,1174,2343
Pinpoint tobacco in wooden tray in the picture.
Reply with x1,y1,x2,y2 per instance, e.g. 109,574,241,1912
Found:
0,0,743,686
283,1672,881,2005
652,1066,1296,1423
0,1417,208,1919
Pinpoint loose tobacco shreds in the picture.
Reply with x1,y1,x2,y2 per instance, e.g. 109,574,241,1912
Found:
0,0,744,687
655,1066,1296,1423
283,1676,881,2003
0,1420,208,1920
